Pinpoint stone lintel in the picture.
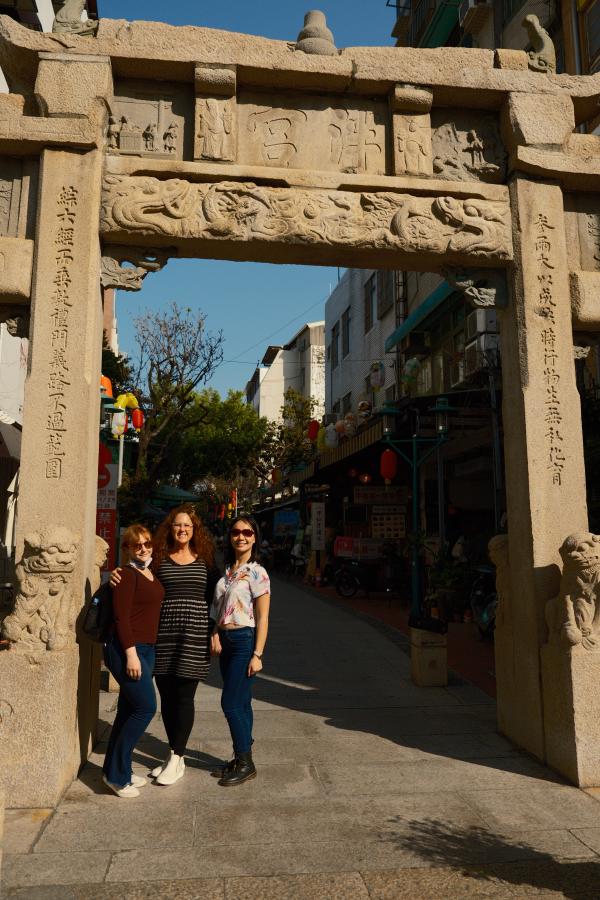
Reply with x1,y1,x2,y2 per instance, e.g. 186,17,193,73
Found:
389,84,433,113
194,62,236,97
502,92,575,155
570,271,600,331
38,52,110,64
0,237,34,303
103,153,510,202
494,48,529,70
513,144,600,191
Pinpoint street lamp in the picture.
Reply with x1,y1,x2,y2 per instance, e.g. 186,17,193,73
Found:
380,398,455,621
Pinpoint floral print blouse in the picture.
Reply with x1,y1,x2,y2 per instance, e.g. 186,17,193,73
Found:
212,562,271,628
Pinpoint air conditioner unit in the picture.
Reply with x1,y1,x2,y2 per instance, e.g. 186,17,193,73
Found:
466,308,498,341
464,334,500,377
459,0,492,34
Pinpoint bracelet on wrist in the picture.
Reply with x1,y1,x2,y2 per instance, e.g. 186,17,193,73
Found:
253,650,263,659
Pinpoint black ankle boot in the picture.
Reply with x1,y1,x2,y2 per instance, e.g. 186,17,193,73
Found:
218,751,256,787
210,758,235,778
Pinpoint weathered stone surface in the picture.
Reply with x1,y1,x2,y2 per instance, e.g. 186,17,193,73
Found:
35,53,112,119
0,785,4,884
0,237,33,303
494,48,528,70
0,648,80,807
503,93,575,151
570,272,600,330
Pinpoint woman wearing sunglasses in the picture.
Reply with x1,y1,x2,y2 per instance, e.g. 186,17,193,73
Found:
102,524,164,798
210,515,271,786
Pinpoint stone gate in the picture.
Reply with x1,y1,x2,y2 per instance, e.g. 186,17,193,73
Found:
1,10,600,806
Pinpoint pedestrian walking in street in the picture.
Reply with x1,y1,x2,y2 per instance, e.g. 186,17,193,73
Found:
110,505,220,787
102,524,164,798
210,515,271,786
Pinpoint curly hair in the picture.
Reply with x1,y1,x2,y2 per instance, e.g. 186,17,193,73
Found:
152,504,215,571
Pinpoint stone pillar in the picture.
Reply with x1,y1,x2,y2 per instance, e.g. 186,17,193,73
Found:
0,147,104,806
497,177,588,767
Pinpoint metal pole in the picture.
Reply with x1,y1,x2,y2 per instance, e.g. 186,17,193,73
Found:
411,434,421,619
437,440,446,557
117,434,124,487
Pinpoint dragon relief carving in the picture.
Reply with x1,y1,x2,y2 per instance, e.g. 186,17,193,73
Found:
100,175,512,262
546,533,600,651
1,528,79,652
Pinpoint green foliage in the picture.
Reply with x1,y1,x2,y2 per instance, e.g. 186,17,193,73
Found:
101,335,132,397
258,387,318,476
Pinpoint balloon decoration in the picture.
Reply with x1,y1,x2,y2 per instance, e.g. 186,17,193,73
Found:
307,419,320,441
324,423,339,448
369,361,386,391
316,425,327,450
114,392,139,411
380,448,397,484
110,410,127,437
401,356,422,385
334,420,346,435
130,408,145,432
343,412,357,437
100,374,114,399
357,399,372,422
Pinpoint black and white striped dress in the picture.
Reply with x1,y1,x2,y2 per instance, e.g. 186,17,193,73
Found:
153,557,212,680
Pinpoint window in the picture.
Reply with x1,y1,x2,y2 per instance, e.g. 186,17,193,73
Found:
364,275,376,333
331,322,340,370
341,308,351,358
377,271,394,319
342,392,352,414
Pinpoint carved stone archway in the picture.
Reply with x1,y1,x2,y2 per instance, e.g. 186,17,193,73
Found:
1,12,600,805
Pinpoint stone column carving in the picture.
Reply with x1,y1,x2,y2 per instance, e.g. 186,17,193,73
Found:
1,527,78,651
52,0,98,36
390,85,433,178
194,63,237,163
444,268,508,308
546,533,600,651
100,245,173,291
498,177,588,770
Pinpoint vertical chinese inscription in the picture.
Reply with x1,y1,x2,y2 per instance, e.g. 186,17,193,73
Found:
534,212,564,487
46,186,77,480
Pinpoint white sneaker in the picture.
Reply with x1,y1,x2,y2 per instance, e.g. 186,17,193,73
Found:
150,755,169,778
155,752,185,786
102,775,140,798
130,774,148,788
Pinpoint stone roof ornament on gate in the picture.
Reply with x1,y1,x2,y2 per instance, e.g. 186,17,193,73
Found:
295,10,337,56
52,0,98,37
522,14,555,74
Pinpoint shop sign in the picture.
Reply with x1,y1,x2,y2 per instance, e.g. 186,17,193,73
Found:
311,501,326,551
273,508,300,536
354,485,409,505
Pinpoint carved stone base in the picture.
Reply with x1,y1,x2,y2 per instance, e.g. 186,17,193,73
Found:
0,645,100,807
541,644,600,787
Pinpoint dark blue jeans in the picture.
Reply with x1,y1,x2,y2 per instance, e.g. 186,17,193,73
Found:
219,627,255,754
102,639,156,788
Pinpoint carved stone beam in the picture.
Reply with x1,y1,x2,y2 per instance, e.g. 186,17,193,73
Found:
100,245,175,292
501,92,575,171
100,175,513,270
389,85,433,178
443,268,508,309
34,53,112,122
194,63,237,164
0,237,33,305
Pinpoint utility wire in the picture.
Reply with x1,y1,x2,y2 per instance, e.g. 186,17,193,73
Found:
224,294,329,364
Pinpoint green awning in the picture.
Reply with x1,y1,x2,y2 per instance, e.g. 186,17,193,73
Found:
385,281,453,353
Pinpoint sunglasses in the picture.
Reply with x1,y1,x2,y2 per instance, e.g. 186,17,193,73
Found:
131,541,152,550
231,529,254,538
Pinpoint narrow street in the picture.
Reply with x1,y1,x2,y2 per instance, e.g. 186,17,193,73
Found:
3,577,600,899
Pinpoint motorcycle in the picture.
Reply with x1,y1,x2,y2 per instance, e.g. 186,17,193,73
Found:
469,564,497,639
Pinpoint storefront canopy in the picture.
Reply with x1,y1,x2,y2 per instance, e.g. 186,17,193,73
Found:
385,280,453,353
0,410,21,460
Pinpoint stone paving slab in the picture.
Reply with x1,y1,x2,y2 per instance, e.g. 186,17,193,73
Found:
2,850,110,889
224,872,371,899
2,809,52,853
458,784,600,831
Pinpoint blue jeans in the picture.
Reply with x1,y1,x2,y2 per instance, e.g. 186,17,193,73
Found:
102,639,157,788
219,627,255,754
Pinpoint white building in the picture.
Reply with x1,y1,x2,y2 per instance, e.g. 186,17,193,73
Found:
325,269,399,418
246,321,325,422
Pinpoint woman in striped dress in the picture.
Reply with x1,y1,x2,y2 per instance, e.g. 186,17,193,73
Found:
149,504,220,786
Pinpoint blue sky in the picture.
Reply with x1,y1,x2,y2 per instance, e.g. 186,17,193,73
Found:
101,1,397,396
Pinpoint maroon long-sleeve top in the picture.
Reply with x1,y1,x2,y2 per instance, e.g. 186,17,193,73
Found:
112,566,164,650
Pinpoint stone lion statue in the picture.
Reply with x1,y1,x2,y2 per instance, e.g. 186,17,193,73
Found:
545,532,600,651
52,0,98,36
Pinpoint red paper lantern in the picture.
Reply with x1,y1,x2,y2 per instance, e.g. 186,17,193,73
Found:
380,448,397,483
307,419,320,441
131,408,145,432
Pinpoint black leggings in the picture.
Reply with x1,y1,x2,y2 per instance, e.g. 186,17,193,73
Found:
154,674,200,756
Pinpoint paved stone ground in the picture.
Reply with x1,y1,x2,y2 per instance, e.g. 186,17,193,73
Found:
3,576,600,899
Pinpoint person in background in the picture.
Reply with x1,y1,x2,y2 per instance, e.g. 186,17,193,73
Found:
210,515,271,787
102,524,164,798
